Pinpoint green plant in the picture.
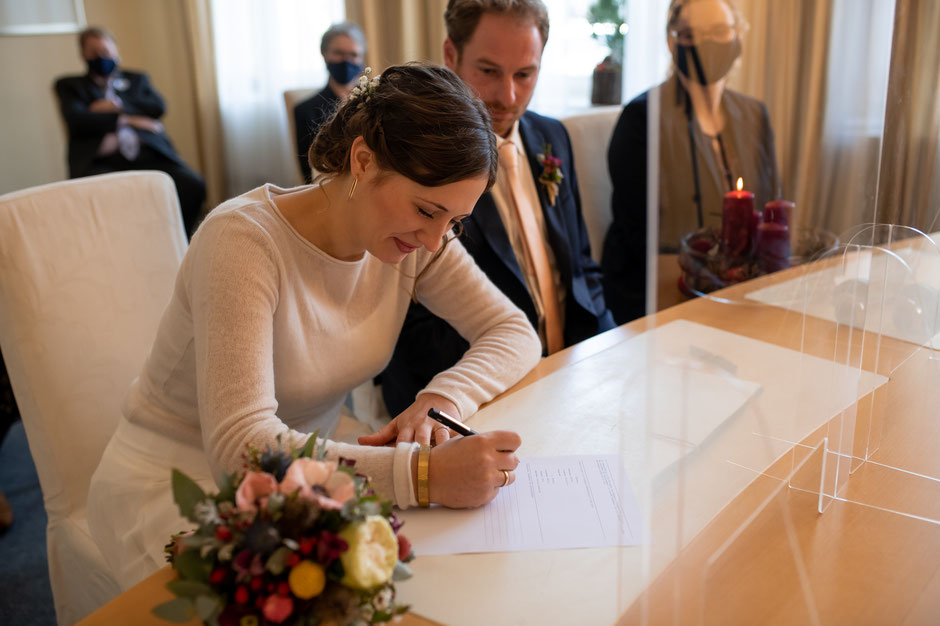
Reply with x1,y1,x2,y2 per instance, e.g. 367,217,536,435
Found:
588,0,627,63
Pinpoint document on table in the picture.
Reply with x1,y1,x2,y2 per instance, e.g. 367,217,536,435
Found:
398,455,644,556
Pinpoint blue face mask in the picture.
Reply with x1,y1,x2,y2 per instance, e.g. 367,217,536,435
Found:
87,56,117,77
326,60,363,85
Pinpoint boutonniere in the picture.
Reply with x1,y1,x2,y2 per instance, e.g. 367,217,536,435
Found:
536,143,563,207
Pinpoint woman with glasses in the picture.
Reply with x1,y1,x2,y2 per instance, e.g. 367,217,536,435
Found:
601,0,781,323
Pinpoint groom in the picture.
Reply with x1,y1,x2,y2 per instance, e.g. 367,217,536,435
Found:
381,0,614,416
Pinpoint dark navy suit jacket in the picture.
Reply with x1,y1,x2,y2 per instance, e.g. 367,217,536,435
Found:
381,110,615,416
54,70,184,179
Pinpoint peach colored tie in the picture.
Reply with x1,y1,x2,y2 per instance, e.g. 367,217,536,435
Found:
499,141,564,354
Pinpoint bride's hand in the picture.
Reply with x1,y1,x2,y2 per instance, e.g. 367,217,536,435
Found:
425,430,521,508
357,393,459,446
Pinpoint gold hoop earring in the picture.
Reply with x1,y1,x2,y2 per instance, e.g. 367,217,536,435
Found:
347,176,359,200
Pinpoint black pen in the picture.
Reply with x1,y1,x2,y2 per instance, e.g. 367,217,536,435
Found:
427,408,477,436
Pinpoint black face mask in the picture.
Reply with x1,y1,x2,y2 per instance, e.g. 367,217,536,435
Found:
87,56,117,77
675,38,741,85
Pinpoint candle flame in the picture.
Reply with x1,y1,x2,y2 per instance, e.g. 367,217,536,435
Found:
736,177,744,192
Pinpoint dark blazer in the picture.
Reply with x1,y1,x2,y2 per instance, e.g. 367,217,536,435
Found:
293,86,340,184
602,77,780,324
381,110,616,416
54,70,184,178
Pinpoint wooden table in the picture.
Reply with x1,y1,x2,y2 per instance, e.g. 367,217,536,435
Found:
79,262,940,625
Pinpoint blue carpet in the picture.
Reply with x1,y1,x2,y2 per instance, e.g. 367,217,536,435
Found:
0,421,56,625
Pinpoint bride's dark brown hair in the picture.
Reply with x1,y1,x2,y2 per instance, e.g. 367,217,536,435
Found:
309,62,497,297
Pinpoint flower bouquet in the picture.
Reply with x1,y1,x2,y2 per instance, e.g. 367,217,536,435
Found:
153,434,414,626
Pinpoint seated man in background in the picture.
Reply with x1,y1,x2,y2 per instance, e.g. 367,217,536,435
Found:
54,26,206,235
379,0,615,418
293,21,366,184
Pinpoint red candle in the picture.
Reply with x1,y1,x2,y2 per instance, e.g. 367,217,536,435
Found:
722,177,754,259
755,199,794,273
763,199,794,227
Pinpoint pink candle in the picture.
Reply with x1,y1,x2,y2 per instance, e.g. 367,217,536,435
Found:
722,178,754,259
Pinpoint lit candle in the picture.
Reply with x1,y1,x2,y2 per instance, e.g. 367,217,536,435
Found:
722,177,754,259
755,199,794,273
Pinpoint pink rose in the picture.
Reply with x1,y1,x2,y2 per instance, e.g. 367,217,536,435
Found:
235,471,279,513
278,458,355,510
262,593,294,623
324,470,355,506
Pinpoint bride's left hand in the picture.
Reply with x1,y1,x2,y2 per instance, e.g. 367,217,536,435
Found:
357,393,459,446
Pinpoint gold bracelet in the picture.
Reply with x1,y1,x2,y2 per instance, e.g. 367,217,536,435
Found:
417,444,431,508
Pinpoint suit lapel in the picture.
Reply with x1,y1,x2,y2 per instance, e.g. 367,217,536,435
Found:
469,192,527,286
518,114,573,285
82,74,106,102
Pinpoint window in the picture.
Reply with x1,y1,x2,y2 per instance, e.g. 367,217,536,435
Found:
210,0,345,194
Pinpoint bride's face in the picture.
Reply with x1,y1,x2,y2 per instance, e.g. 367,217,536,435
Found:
356,170,486,264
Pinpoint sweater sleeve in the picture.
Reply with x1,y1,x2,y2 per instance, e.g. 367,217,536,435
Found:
187,212,417,506
412,238,542,418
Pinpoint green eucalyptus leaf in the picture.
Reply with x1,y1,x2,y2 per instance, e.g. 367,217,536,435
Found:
392,561,413,582
152,597,196,623
300,431,317,459
194,594,222,621
166,579,212,599
173,548,212,583
172,469,207,523
216,472,237,503
265,545,291,575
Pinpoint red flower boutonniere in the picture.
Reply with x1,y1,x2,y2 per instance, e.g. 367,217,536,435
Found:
537,143,563,207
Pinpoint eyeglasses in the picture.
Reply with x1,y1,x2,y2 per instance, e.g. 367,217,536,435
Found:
669,24,737,44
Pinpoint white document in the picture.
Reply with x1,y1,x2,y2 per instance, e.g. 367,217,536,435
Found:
399,455,644,555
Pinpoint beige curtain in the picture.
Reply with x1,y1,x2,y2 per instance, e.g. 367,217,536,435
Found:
180,0,227,209
874,0,940,230
732,1,836,234
733,0,940,237
345,0,448,71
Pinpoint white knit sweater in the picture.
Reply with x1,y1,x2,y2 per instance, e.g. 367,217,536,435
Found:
123,184,541,507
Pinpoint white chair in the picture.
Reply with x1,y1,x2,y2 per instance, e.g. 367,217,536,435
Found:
561,106,622,263
0,171,188,624
284,88,317,185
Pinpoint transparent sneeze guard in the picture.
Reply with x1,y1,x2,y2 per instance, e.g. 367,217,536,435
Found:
615,224,940,625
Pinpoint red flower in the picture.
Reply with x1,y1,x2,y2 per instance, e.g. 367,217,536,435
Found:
216,526,233,542
299,537,316,555
397,534,412,562
234,585,250,604
250,576,264,592
277,582,291,596
209,567,227,585
316,530,348,564
262,594,294,624
285,552,301,568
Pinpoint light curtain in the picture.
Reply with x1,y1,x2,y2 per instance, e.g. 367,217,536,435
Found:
733,0,939,236
209,0,345,197
180,0,227,208
874,0,940,230
345,0,447,71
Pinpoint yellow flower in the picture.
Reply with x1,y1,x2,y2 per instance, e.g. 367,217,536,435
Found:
288,560,326,599
338,516,398,590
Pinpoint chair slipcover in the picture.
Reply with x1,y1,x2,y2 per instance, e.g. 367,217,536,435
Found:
283,87,317,185
561,106,621,263
0,171,187,624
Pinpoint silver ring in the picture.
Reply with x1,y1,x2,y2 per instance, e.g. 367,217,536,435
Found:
500,470,511,487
